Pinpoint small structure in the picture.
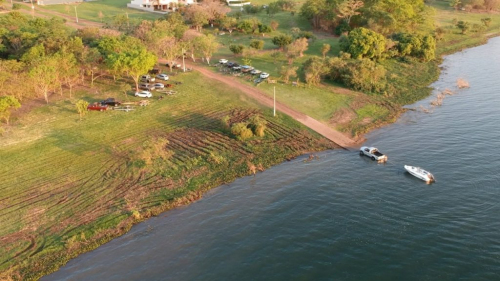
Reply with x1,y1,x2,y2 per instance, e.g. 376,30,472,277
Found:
226,0,251,7
127,0,194,12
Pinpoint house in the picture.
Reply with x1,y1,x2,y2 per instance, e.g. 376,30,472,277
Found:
127,0,195,12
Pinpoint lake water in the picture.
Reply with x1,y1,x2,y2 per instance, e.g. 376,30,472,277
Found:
44,37,500,281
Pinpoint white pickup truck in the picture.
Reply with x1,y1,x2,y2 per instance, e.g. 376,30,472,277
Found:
359,146,388,162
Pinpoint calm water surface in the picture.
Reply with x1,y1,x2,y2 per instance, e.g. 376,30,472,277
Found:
44,37,500,281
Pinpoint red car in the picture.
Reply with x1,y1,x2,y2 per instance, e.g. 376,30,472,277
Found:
87,103,109,111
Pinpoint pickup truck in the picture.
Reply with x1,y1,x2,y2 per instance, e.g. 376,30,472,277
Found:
359,146,388,162
100,98,121,107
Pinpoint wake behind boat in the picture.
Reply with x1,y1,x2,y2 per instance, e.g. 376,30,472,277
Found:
404,165,435,183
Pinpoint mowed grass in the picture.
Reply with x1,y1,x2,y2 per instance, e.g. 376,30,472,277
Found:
0,71,335,279
41,0,162,24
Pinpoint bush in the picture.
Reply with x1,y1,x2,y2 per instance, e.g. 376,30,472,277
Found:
249,40,264,50
340,27,387,60
335,20,351,35
297,31,316,41
229,44,245,55
12,3,21,10
326,57,387,94
392,33,436,61
248,115,267,137
272,34,293,49
231,122,254,140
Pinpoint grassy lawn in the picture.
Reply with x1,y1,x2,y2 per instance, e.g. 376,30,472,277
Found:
0,71,335,279
40,0,162,24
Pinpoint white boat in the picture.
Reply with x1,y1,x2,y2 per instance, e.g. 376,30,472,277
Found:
404,165,435,183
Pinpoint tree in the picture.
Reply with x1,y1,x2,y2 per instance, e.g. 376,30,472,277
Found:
229,44,245,55
195,34,219,65
75,100,89,121
184,4,209,31
106,47,157,92
336,0,364,25
98,11,104,23
450,0,462,10
0,96,21,125
481,17,492,27
258,24,272,37
299,0,329,30
220,16,237,34
56,48,80,97
340,27,387,60
237,19,254,34
270,20,279,31
272,34,293,50
279,65,298,83
303,57,328,86
202,0,231,27
29,55,59,103
456,20,471,34
288,37,308,57
484,0,500,11
250,39,264,50
267,2,282,17
321,43,331,58
157,37,181,72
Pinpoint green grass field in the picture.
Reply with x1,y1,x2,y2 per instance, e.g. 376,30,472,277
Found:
0,71,335,279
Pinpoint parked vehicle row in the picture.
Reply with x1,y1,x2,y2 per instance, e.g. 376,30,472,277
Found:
218,59,270,80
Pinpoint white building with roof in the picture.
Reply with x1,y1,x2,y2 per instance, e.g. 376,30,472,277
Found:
127,0,195,12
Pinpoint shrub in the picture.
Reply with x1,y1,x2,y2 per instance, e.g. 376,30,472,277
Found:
326,57,387,94
12,3,21,10
392,33,436,61
231,122,254,140
456,21,470,34
297,31,316,41
229,44,245,55
248,115,267,137
340,27,387,60
335,20,351,35
481,17,491,27
272,34,293,49
250,39,264,50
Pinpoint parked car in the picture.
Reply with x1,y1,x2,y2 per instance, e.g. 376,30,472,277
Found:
166,62,181,68
149,68,160,74
153,83,165,89
241,65,254,73
156,73,169,81
140,75,155,83
226,62,236,68
260,72,270,79
135,91,153,98
139,83,155,91
219,59,228,64
100,98,121,106
88,103,109,111
233,65,242,71
250,69,262,75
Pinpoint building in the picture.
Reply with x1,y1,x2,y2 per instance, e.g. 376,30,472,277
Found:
127,0,195,12
226,0,250,7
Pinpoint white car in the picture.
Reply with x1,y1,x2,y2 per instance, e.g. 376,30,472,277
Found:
260,72,270,79
140,75,155,83
153,83,164,89
156,74,169,81
233,65,242,71
250,69,262,75
135,91,153,98
219,59,228,64
359,146,387,162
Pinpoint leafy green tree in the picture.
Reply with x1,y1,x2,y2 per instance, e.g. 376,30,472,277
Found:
321,43,331,58
237,20,254,34
456,20,471,34
220,16,238,34
229,44,245,55
75,100,89,121
299,0,330,30
158,37,182,72
106,47,157,92
340,27,387,60
392,33,435,61
258,24,272,37
250,39,264,50
267,2,281,17
272,34,293,50
194,34,219,65
184,4,209,31
0,96,21,125
29,55,59,103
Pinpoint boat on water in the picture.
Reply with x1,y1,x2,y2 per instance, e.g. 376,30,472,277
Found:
404,165,435,183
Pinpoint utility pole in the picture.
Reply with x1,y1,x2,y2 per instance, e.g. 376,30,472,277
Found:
126,11,129,28
273,86,276,117
74,5,78,23
30,0,35,18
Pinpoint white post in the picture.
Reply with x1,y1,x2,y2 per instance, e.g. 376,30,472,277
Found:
74,6,78,23
273,86,276,117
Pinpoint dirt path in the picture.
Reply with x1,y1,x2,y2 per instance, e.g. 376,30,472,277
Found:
183,62,357,149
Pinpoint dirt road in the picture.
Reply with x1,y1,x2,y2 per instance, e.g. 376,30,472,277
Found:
184,63,357,149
